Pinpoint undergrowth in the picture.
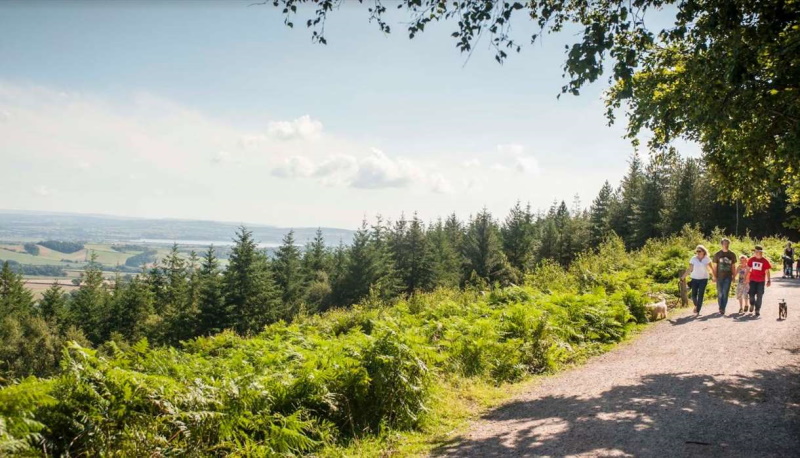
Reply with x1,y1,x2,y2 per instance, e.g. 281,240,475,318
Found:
0,232,786,456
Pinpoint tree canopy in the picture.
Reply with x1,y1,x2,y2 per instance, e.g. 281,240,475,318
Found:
266,0,800,219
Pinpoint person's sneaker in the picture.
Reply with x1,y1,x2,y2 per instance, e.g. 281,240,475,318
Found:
755,312,760,317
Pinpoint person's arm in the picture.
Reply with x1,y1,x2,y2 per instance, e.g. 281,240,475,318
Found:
766,260,772,286
708,262,716,282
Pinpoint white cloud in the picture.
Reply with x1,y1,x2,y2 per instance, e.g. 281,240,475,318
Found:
430,173,455,194
238,134,268,150
212,150,237,164
0,110,10,123
33,185,53,196
271,148,450,193
351,148,424,189
267,115,323,140
483,144,542,175
271,155,316,178
314,154,359,186
4,81,575,227
514,156,540,174
497,143,525,156
464,177,487,192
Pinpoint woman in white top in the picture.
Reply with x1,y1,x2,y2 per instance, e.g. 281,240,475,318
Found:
682,244,716,316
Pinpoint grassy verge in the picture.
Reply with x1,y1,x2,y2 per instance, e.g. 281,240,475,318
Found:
321,323,652,457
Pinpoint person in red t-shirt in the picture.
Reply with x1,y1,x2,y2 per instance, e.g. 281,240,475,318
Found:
746,245,772,316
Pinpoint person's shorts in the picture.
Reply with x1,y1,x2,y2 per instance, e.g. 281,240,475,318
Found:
735,281,749,299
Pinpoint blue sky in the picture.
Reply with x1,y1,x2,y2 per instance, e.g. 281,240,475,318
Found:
0,1,694,228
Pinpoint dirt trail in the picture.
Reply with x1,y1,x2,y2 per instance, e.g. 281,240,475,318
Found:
436,279,800,457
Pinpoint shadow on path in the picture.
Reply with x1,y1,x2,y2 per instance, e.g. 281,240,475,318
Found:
434,368,800,457
773,278,800,288
669,313,725,326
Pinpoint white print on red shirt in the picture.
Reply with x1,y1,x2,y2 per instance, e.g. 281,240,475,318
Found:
752,262,764,271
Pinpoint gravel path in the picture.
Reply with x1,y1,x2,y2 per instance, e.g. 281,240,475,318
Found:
436,279,800,457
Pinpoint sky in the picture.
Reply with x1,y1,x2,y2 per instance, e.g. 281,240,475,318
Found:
0,1,698,229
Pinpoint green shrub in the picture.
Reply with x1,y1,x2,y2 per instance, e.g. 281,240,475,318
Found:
620,288,649,324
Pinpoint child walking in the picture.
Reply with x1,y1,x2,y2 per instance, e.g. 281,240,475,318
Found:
735,254,750,313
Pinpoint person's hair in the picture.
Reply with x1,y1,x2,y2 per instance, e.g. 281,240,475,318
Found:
739,254,748,260
754,244,764,251
721,238,731,245
695,244,708,255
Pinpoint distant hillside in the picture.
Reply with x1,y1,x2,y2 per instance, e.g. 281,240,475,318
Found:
0,211,354,246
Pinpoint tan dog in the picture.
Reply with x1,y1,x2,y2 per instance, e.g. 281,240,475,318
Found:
645,299,668,321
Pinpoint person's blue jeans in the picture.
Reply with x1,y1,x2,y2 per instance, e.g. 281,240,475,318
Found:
690,278,708,312
749,281,766,313
716,277,732,313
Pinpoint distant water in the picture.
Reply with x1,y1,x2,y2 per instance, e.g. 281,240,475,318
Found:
133,239,281,248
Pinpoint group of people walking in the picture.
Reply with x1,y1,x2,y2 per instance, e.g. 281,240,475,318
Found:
682,239,778,318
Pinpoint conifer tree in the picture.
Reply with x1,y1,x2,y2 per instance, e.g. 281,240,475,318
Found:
393,214,435,294
663,158,701,234
108,275,155,343
590,181,616,245
444,213,464,250
566,195,591,258
538,202,562,262
163,244,189,309
327,241,349,308
462,208,509,285
186,250,201,318
390,215,409,285
69,254,109,343
501,201,536,279
223,227,282,334
554,201,575,266
274,230,305,319
611,152,645,247
300,230,332,312
0,314,62,379
632,162,667,247
0,261,34,317
146,260,168,316
302,228,330,280
38,282,67,326
370,216,402,300
196,246,227,335
160,244,196,343
427,218,461,289
338,222,376,306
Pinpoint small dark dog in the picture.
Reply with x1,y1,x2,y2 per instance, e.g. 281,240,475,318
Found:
778,298,787,320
